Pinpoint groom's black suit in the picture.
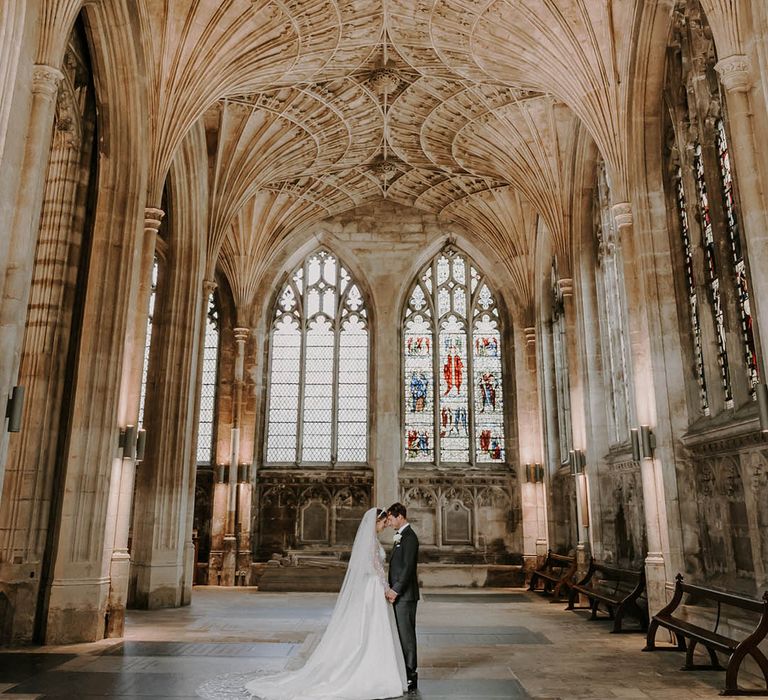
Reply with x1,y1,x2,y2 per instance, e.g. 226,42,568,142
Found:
389,524,419,684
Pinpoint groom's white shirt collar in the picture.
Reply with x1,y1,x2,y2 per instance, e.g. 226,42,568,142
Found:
397,523,410,535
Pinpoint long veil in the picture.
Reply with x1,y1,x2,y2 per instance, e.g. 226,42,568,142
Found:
238,506,403,700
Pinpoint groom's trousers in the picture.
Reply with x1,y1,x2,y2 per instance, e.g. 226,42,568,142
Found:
393,600,418,677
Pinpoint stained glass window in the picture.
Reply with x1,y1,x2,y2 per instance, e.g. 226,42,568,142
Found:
693,143,733,407
197,293,219,464
404,248,505,465
138,257,158,428
265,250,369,464
716,119,759,393
674,166,709,413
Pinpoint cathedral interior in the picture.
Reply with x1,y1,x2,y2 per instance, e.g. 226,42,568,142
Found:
1,0,768,697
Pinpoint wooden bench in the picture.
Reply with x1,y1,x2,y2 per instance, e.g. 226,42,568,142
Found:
566,560,648,633
643,574,768,696
528,550,577,603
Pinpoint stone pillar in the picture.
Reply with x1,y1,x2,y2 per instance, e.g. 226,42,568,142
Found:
0,87,93,645
116,208,162,619
130,214,206,608
558,278,591,569
182,279,215,600
612,203,667,613
515,324,547,570
715,55,768,372
0,64,63,497
525,327,549,561
374,303,401,509
208,326,250,586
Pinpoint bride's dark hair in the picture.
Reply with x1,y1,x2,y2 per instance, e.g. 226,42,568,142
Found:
376,508,388,520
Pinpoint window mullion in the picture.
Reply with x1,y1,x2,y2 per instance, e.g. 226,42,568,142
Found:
296,262,309,465
467,287,477,468
432,260,441,468
331,274,341,466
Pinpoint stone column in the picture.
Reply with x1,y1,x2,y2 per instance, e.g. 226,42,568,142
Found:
130,218,205,608
612,203,667,613
0,64,63,497
374,303,401,508
108,208,163,626
0,87,93,645
715,55,768,373
558,278,591,568
516,325,548,569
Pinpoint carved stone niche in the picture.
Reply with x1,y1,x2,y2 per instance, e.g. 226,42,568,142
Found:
301,501,329,544
443,500,472,544
255,469,372,559
400,470,521,563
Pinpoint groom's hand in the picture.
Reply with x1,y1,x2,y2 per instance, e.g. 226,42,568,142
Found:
385,590,398,602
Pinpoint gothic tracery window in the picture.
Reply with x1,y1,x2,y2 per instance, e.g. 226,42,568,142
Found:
593,161,632,444
403,247,505,466
665,0,759,414
196,292,219,464
138,256,158,428
265,250,369,465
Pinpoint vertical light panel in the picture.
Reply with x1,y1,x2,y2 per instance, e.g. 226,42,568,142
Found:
265,250,369,466
266,315,301,463
196,293,219,464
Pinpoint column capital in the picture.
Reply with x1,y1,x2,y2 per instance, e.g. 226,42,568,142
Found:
557,278,573,298
715,54,753,94
233,327,250,344
611,202,633,229
31,64,64,98
144,207,165,236
203,279,217,297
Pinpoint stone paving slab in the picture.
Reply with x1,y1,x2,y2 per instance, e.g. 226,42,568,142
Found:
0,587,761,699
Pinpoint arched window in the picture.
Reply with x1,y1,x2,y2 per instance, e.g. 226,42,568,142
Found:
665,0,758,413
593,160,632,444
138,256,159,428
265,249,369,465
196,292,220,465
403,247,505,466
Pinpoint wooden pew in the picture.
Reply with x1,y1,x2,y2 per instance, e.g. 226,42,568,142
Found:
528,550,577,603
566,560,648,633
643,574,768,696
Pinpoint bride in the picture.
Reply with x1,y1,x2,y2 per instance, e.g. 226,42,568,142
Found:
245,508,408,700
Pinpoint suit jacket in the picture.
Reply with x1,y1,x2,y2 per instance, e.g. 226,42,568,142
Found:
388,524,420,601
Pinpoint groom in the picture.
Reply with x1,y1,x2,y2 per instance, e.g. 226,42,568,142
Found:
386,502,419,692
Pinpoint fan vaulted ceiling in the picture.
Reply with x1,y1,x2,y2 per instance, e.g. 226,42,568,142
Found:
140,0,639,319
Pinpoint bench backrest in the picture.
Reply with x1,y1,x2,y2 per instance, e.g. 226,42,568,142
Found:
589,562,645,598
681,581,765,614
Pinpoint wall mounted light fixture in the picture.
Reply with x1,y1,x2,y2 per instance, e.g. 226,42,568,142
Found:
569,449,586,476
136,429,147,462
631,425,656,460
524,463,544,483
757,383,768,435
5,386,24,433
119,425,137,460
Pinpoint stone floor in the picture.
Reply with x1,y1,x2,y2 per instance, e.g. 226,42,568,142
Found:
0,587,763,699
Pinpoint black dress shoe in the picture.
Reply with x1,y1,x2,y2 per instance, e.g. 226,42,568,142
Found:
407,674,418,691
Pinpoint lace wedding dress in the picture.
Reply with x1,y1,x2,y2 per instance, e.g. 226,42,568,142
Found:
241,508,407,700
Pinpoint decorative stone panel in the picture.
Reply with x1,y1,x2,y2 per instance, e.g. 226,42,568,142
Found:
255,469,373,559
399,470,521,564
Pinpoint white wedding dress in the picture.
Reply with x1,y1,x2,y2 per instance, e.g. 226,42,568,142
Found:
244,508,407,700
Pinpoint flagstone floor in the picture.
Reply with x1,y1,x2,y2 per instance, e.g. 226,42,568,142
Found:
0,587,760,699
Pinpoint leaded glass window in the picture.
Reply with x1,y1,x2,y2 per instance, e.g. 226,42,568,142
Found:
197,293,219,464
404,248,505,465
265,250,369,464
716,119,759,393
673,166,709,413
138,257,158,428
693,143,733,406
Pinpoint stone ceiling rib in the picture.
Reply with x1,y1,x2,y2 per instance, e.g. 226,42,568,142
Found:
140,0,648,314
